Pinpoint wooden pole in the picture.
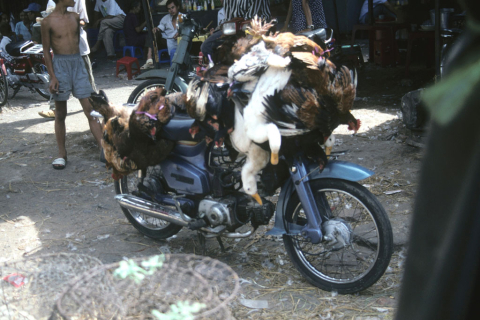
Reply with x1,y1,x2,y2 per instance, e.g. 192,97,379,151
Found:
142,0,159,67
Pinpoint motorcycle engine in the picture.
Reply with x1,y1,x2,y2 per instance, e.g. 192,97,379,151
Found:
6,74,20,87
199,196,275,230
199,198,235,227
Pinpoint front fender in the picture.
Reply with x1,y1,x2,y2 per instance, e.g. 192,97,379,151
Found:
134,69,189,93
265,160,374,236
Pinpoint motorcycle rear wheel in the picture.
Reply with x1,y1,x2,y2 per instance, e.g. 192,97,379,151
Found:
283,179,393,294
0,65,7,106
127,78,182,104
115,167,183,240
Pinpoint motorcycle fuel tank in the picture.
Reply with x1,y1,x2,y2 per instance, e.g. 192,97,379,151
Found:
160,156,210,195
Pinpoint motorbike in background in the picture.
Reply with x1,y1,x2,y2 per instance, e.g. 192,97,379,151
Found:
127,13,201,103
0,41,51,107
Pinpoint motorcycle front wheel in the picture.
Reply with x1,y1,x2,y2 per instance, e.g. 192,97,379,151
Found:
127,78,182,104
0,65,7,106
283,179,393,294
114,166,183,239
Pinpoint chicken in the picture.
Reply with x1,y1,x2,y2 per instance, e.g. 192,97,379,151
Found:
185,75,235,147
262,30,325,59
88,89,175,181
228,41,292,165
89,90,132,121
126,88,175,169
101,116,138,180
184,17,360,204
229,97,269,205
89,91,136,179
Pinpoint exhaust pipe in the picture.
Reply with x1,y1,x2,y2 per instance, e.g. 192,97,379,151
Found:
115,194,258,238
115,194,189,227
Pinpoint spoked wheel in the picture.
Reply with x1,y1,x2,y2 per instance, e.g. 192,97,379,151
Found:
114,165,182,239
283,179,393,294
0,64,7,107
127,78,182,104
33,63,50,99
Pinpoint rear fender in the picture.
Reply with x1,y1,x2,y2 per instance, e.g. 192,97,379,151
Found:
265,160,374,236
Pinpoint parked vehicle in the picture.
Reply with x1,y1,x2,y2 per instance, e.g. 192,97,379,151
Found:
0,41,51,106
126,12,199,103
114,115,393,293
119,6,393,294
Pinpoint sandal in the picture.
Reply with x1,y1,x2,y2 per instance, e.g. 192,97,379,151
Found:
38,109,55,118
52,157,67,170
141,59,154,70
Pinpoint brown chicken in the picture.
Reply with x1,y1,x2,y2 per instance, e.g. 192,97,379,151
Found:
88,89,176,180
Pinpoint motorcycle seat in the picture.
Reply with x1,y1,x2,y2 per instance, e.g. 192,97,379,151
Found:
5,40,34,57
162,112,205,142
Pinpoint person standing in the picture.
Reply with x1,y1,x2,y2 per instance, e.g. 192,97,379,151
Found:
39,0,98,118
282,0,327,33
153,0,182,56
41,0,102,170
91,0,126,60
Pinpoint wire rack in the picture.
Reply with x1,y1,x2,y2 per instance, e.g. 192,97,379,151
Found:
0,253,103,319
53,254,240,320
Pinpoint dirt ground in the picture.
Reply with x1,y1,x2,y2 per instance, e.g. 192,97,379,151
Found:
0,51,433,319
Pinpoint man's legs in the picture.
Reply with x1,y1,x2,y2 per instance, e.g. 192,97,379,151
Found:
98,15,126,58
79,97,103,148
54,100,67,163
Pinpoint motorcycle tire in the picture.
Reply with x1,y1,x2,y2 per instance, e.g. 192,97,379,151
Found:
33,63,50,100
283,178,393,294
0,65,7,107
114,168,183,240
127,78,182,104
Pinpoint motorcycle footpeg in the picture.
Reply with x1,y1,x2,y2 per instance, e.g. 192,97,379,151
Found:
188,219,208,230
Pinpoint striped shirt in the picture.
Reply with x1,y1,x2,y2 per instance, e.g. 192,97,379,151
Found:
224,0,271,21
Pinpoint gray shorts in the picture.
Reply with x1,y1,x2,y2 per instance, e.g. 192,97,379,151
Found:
52,53,93,101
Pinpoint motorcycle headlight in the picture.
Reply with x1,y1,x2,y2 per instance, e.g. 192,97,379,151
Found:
223,22,236,35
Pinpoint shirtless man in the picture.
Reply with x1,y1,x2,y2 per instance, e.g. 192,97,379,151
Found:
41,0,103,170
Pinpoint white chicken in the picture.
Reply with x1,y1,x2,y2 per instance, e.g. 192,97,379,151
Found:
229,99,269,205
228,41,292,166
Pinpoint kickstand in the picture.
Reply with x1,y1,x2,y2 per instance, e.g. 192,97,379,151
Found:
197,232,206,255
216,236,226,253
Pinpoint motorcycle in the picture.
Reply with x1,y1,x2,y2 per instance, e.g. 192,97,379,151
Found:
114,114,393,293
0,40,51,106
118,13,393,294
